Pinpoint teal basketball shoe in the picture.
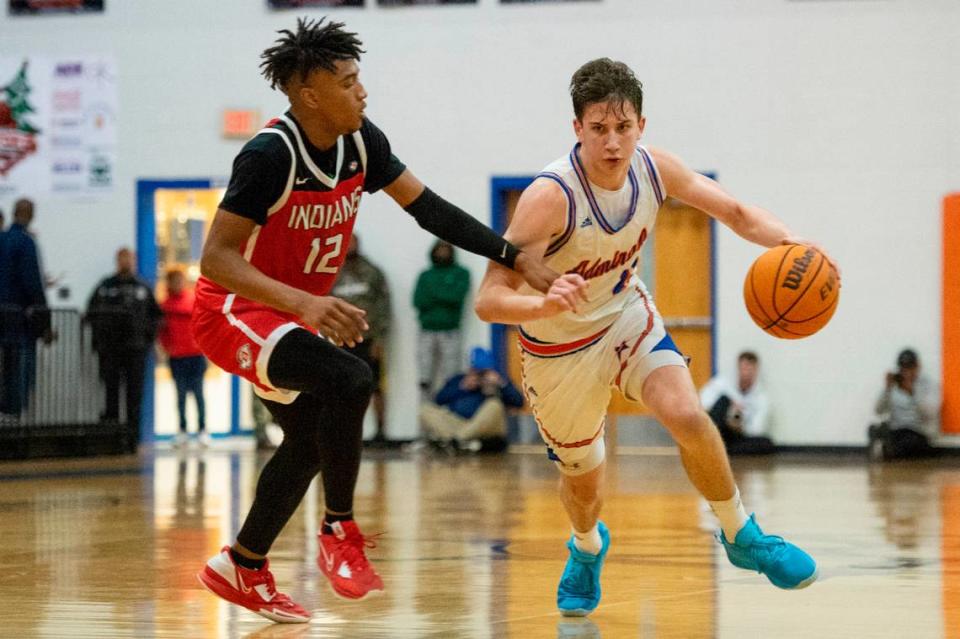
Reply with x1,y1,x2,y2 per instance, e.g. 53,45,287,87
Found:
719,514,818,589
557,521,610,616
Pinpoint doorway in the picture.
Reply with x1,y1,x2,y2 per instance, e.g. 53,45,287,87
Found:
136,179,245,442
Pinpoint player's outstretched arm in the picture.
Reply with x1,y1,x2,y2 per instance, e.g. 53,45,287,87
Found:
382,169,558,293
474,179,588,325
200,209,368,346
649,147,840,275
649,147,795,248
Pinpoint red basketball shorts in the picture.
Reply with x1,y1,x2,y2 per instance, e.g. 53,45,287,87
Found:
192,291,307,404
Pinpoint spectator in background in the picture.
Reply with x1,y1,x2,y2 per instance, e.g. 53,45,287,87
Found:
159,268,208,448
420,347,524,452
868,348,940,461
331,235,392,444
0,198,51,420
87,247,161,453
700,351,775,455
413,240,470,396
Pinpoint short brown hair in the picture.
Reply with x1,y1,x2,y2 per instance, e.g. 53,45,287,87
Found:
570,58,644,121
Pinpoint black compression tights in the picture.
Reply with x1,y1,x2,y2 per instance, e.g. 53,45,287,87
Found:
236,328,374,556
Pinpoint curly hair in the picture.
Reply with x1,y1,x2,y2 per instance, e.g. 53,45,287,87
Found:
570,58,644,121
260,17,364,91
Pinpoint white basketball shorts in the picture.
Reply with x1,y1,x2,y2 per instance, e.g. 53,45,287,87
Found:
518,289,687,475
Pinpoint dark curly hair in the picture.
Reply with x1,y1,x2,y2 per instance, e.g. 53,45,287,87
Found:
260,17,364,92
570,58,644,121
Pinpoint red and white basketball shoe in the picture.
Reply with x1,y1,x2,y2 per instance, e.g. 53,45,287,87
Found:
318,520,384,600
198,546,311,624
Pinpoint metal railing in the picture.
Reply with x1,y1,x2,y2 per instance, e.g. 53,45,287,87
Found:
0,305,127,457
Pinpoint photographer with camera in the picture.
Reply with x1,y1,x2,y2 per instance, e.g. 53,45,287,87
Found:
700,351,775,455
868,348,940,461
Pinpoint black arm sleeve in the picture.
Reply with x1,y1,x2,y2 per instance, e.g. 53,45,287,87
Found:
403,188,520,269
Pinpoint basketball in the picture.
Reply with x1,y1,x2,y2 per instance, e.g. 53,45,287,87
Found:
743,244,839,339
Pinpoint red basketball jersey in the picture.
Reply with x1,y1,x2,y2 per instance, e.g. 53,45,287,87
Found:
198,114,370,303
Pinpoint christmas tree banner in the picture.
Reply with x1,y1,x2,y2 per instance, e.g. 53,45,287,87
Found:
0,57,116,198
9,1,104,15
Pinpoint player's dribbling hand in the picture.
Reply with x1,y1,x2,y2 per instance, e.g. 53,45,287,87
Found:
514,251,561,293
298,295,368,347
782,236,842,284
539,273,589,317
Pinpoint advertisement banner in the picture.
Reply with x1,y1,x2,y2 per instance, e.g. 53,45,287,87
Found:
269,1,362,8
0,57,117,197
9,0,104,14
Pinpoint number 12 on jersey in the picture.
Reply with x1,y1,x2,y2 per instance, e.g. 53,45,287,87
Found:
303,234,343,274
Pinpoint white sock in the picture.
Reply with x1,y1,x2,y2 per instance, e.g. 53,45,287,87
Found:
708,488,749,542
572,524,602,555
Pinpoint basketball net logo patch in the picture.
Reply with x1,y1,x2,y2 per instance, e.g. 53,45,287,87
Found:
236,343,253,370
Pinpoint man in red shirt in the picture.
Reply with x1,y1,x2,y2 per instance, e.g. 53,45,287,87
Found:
193,18,560,623
159,269,207,447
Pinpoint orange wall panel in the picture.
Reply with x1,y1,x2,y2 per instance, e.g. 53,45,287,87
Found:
943,194,960,434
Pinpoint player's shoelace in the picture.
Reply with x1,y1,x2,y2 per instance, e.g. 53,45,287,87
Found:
744,534,789,572
560,557,595,594
338,531,383,573
252,569,298,609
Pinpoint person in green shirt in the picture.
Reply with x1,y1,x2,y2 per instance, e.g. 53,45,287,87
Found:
413,240,470,396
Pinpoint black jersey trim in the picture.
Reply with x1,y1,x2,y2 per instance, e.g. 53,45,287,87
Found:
351,130,367,174
261,128,297,218
279,114,343,188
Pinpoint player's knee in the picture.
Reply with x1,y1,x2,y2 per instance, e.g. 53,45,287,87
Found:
566,479,602,507
662,403,710,441
340,359,375,403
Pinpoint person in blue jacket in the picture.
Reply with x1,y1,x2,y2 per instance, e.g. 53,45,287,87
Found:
420,346,524,452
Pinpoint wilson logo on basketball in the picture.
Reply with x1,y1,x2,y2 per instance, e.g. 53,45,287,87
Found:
781,248,816,290
743,244,840,339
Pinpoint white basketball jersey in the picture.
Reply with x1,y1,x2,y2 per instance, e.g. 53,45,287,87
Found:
520,144,666,346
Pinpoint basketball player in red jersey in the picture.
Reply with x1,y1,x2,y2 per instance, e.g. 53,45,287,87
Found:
193,19,557,623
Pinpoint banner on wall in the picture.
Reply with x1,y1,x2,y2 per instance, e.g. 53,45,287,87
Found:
9,0,104,14
269,0,363,8
0,57,116,198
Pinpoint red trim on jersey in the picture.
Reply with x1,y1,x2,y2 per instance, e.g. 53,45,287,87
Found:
518,324,612,357
614,286,655,388
518,348,605,449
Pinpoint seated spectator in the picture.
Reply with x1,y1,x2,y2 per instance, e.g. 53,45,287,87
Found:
868,348,940,461
699,351,775,455
420,347,524,452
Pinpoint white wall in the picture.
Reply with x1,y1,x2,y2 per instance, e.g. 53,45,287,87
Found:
2,0,957,443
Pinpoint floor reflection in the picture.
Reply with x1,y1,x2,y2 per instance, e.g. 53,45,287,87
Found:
0,449,957,637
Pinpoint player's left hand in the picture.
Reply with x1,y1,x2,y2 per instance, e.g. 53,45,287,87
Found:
514,251,561,293
781,237,842,284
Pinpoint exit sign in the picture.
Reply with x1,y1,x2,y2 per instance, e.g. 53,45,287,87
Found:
222,109,260,139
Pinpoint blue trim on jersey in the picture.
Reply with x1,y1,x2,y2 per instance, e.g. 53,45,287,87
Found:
650,332,683,356
569,144,639,235
637,146,665,207
536,172,578,257
546,446,561,462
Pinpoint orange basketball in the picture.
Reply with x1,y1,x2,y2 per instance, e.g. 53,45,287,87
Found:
743,244,840,339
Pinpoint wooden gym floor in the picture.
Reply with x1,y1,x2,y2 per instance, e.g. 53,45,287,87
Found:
0,447,957,638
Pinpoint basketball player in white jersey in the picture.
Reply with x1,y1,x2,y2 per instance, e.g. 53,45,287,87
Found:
476,58,826,616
